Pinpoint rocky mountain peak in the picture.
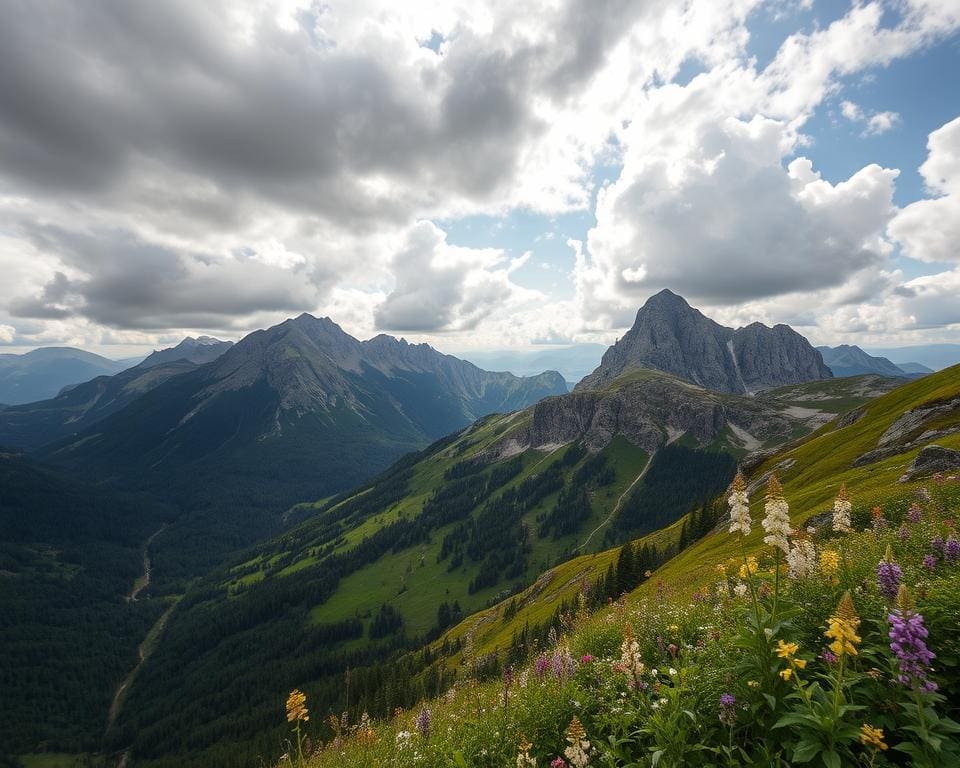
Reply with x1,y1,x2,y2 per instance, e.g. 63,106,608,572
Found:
576,291,831,395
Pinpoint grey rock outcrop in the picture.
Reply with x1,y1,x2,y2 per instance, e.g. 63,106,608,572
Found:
490,371,807,458
898,445,960,482
576,290,831,396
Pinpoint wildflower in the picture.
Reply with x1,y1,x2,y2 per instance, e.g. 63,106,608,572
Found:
414,706,431,741
747,680,760,688
923,554,938,570
776,640,798,659
931,536,947,557
859,724,889,751
820,648,838,664
733,582,748,598
738,556,759,579
832,484,852,533
395,730,412,749
889,586,937,693
550,759,568,768
787,537,817,579
898,525,910,542
285,689,309,723
564,716,592,768
534,654,551,678
876,546,903,600
762,475,791,554
619,625,646,688
825,592,861,658
719,693,737,727
780,668,793,681
947,536,960,563
819,550,839,577
356,712,376,747
552,645,576,681
908,504,922,524
517,738,537,767
728,471,751,535
580,654,593,664
872,506,887,533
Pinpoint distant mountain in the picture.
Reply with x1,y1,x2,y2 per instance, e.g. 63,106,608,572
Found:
460,344,607,386
0,347,128,405
137,335,233,369
865,344,960,372
896,361,935,375
576,290,832,395
0,359,199,450
816,344,907,378
39,314,567,575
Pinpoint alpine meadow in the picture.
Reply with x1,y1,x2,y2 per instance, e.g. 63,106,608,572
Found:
2,2,960,768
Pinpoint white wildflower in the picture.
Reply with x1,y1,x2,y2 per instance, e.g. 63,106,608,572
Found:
786,538,817,579
733,582,748,598
832,484,852,533
728,471,751,535
762,475,791,554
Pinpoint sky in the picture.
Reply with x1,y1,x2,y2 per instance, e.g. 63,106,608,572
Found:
1,0,959,358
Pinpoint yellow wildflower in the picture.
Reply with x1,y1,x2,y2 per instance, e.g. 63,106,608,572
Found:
780,668,793,681
747,680,760,688
739,556,759,579
859,724,888,751
819,550,839,576
286,689,309,723
825,592,861,657
776,640,799,659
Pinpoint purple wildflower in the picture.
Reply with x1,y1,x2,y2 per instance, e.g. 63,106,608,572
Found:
889,610,938,693
946,536,960,563
534,654,551,678
820,648,838,664
908,504,922,524
898,525,910,542
876,559,903,600
719,693,737,727
923,554,938,570
931,536,946,557
415,706,432,741
580,654,593,664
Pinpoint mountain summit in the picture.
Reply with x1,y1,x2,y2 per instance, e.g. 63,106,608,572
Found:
576,290,832,394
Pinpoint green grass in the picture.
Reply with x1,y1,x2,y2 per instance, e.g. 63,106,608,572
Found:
18,754,107,768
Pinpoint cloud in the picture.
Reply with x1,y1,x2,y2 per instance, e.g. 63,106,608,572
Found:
8,224,324,330
0,324,15,344
374,221,539,332
889,115,960,263
840,100,901,136
576,113,898,323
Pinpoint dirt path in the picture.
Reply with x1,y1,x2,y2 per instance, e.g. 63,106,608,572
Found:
575,451,655,553
127,524,166,602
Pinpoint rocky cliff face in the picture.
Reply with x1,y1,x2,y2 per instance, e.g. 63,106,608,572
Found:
576,290,832,395
486,370,807,460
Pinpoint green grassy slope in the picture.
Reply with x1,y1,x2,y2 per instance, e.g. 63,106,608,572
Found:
115,374,894,768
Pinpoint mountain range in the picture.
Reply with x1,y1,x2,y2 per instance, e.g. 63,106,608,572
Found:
0,347,130,405
816,344,932,378
2,291,939,768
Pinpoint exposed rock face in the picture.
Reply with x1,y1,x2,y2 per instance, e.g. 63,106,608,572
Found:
898,445,960,482
489,371,808,458
138,336,234,369
576,290,832,395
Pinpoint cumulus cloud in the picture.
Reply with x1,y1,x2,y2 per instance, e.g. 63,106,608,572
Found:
888,115,960,264
840,100,901,135
375,221,539,332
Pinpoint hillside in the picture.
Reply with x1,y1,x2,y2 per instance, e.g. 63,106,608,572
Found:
136,336,233,369
0,453,173,761
109,372,894,768
276,367,960,768
0,347,129,405
577,290,832,394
